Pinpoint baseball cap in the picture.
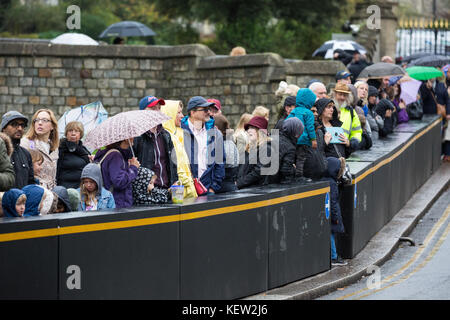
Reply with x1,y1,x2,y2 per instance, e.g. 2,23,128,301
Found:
1,111,28,131
187,96,215,112
139,96,165,110
207,99,221,111
336,70,352,81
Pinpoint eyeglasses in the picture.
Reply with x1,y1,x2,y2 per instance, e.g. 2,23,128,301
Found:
195,107,210,113
9,122,27,129
33,118,51,124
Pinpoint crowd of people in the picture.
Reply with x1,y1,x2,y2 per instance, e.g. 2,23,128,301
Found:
1,52,449,266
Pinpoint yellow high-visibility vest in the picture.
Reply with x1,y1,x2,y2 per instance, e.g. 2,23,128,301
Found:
340,107,362,142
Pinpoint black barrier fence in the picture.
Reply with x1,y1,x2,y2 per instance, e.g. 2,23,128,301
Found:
0,115,442,299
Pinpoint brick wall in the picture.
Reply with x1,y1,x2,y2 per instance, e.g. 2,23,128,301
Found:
0,41,345,128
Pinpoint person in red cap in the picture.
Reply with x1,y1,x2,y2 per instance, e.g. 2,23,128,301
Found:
236,116,276,189
207,98,222,117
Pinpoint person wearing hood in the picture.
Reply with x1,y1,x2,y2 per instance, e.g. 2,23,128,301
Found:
22,184,56,216
2,188,27,217
160,100,197,199
0,131,15,191
52,186,72,213
56,121,91,189
77,163,115,211
366,85,384,137
181,96,225,194
286,88,317,181
274,117,304,184
374,99,395,137
93,139,139,209
134,96,179,199
1,111,35,188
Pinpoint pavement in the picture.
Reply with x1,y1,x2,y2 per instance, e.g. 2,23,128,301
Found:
245,161,450,300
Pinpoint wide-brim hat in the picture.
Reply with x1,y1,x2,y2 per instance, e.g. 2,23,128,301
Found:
244,116,268,131
333,82,351,94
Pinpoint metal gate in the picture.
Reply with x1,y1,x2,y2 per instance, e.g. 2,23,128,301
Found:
396,18,450,57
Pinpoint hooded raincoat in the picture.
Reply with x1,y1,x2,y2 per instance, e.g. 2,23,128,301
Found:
77,163,115,211
286,88,317,146
160,101,197,198
22,184,45,216
2,188,26,217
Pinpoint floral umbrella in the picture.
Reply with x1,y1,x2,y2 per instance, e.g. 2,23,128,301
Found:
84,109,170,151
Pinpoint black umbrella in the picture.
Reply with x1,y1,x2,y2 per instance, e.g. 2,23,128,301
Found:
357,62,406,79
99,21,156,38
402,52,429,63
408,55,450,68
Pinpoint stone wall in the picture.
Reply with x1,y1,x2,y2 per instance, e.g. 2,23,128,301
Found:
0,41,345,128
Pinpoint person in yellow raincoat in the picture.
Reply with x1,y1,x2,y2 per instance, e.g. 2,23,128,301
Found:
161,100,198,198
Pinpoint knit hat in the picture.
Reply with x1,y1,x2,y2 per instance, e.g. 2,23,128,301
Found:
333,82,351,94
315,98,334,117
139,96,165,110
283,96,296,107
67,188,81,212
1,111,28,131
368,85,378,98
207,98,221,111
244,116,268,131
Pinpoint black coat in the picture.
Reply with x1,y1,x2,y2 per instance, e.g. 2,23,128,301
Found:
56,139,90,189
10,140,35,188
133,127,178,188
419,80,450,115
237,142,275,189
274,132,296,183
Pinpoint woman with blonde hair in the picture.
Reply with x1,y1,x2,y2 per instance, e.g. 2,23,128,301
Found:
236,116,274,189
21,109,59,190
233,113,252,156
252,105,270,121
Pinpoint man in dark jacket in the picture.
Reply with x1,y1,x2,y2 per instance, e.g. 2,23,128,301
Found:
347,52,371,83
1,111,34,188
134,95,179,190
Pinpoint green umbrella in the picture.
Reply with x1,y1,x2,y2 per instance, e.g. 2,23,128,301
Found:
405,66,443,81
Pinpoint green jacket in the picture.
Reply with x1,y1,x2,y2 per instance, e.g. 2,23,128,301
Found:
0,133,15,191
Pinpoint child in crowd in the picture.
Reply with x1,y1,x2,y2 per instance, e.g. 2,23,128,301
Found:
29,149,44,185
132,167,169,205
2,188,27,217
52,186,72,213
22,184,55,216
78,163,115,211
67,188,81,212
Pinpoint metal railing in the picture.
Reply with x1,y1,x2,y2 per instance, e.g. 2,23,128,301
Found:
396,18,450,57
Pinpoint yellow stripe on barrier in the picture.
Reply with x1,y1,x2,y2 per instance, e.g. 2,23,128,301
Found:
352,118,441,184
0,187,330,243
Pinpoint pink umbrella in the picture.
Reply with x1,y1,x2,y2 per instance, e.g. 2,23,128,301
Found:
400,77,422,106
84,110,170,151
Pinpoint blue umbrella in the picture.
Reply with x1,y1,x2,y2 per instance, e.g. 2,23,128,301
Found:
99,21,156,38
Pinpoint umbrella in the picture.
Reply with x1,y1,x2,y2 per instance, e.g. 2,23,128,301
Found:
58,101,108,144
99,21,156,38
399,77,422,105
84,110,170,151
50,33,99,45
405,66,444,81
402,52,429,63
312,40,367,59
408,55,450,68
357,62,406,79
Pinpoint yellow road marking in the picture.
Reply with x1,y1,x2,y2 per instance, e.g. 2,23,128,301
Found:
336,204,450,300
0,187,329,243
355,219,450,300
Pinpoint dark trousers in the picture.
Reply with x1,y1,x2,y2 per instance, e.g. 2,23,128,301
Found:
295,144,309,177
